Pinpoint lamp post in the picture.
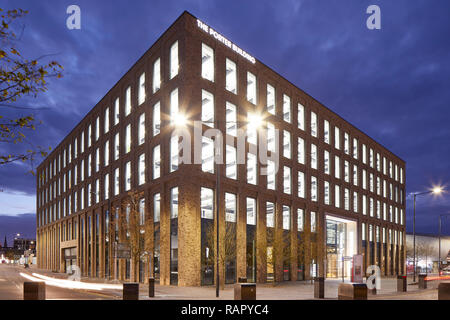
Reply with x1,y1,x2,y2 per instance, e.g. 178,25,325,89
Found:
439,214,450,274
412,187,442,282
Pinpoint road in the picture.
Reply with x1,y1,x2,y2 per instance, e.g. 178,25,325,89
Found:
0,264,116,300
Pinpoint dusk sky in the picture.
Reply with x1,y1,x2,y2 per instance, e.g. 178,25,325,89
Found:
1,0,449,243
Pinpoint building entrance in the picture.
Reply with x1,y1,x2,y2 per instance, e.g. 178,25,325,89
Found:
325,215,357,278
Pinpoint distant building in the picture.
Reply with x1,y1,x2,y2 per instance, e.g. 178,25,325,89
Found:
13,238,36,253
405,233,450,273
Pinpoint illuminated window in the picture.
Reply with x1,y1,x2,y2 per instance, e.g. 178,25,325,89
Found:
152,58,160,93
344,188,349,210
282,206,290,230
138,72,146,105
298,171,305,198
202,90,214,127
247,72,256,104
95,148,100,172
95,116,100,141
201,187,214,219
201,43,214,81
114,168,120,195
353,192,358,213
344,133,349,154
267,123,276,152
335,185,340,208
138,153,145,185
153,102,160,136
298,137,305,164
125,161,131,191
311,144,317,169
87,154,91,177
138,113,145,145
334,126,340,149
334,156,340,179
154,193,160,222
225,58,237,93
298,103,305,130
104,174,109,200
125,124,131,153
283,94,291,123
324,120,330,144
114,133,120,160
153,145,160,179
362,144,367,164
81,131,85,153
226,102,237,136
267,160,276,190
266,202,275,228
311,211,316,232
246,197,256,225
311,176,317,202
324,150,330,174
202,136,214,173
369,148,374,168
247,153,257,185
283,166,291,194
362,195,367,215
88,125,92,148
324,181,330,205
353,138,358,159
362,169,367,189
344,160,349,183
170,41,178,79
267,84,275,114
353,165,358,186
104,107,110,134
283,130,291,159
171,187,178,219
311,112,317,137
125,86,131,116
170,135,179,172
114,98,120,125
170,88,179,123
226,145,237,179
297,209,304,231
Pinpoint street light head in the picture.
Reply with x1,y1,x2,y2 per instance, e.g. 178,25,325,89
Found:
432,186,443,194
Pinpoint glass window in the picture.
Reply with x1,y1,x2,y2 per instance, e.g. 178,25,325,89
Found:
362,144,367,164
267,160,276,190
138,72,146,105
226,102,237,136
267,123,276,153
225,58,237,94
298,103,305,130
153,102,160,136
125,124,131,153
226,145,237,179
267,84,275,114
154,193,160,222
170,136,179,172
283,130,291,159
324,181,330,205
225,193,237,222
114,133,120,160
362,195,367,215
95,148,100,172
202,90,214,127
247,153,257,185
282,206,290,230
201,187,214,219
266,202,275,228
311,144,317,169
170,41,178,79
246,197,256,225
335,185,340,208
138,153,145,185
298,137,305,164
353,192,358,213
201,43,214,81
334,126,340,149
138,113,145,145
344,160,349,182
334,156,340,179
170,88,179,123
125,161,131,191
298,171,305,198
202,136,214,173
247,72,256,104
104,174,109,200
297,209,304,231
344,133,349,154
114,168,120,195
114,98,120,125
152,58,160,93
311,211,316,233
324,150,330,174
283,166,291,194
153,145,160,179
324,120,330,144
353,138,358,159
171,187,178,219
125,86,131,116
311,112,317,137
283,94,291,123
353,165,358,186
344,188,349,210
311,176,317,202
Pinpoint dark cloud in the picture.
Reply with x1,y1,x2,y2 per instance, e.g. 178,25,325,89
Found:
1,0,449,235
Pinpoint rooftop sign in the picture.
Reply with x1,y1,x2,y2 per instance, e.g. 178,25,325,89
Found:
196,19,256,64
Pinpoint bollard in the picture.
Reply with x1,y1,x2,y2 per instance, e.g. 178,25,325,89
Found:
123,283,139,300
148,277,155,298
438,282,450,300
23,281,46,300
314,277,325,299
397,275,407,292
234,283,256,300
238,277,247,283
338,283,367,300
418,274,427,289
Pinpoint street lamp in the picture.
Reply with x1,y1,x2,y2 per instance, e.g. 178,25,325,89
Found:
412,186,442,282
438,214,450,274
